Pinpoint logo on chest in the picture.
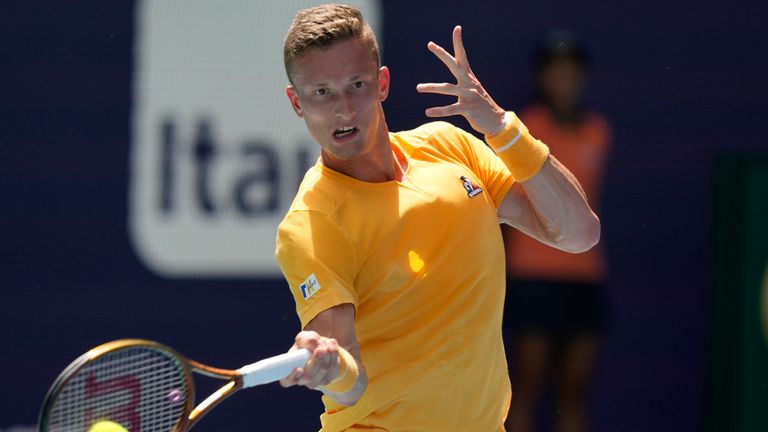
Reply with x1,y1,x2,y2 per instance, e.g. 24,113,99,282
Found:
460,176,484,198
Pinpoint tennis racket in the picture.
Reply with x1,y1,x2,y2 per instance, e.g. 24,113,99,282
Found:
39,339,310,432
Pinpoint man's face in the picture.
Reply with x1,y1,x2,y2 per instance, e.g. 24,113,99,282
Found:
538,57,585,111
286,37,390,162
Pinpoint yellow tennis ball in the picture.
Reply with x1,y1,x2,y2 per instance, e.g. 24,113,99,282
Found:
88,420,129,432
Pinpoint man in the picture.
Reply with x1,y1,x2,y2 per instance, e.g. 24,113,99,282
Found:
503,30,612,432
276,5,599,431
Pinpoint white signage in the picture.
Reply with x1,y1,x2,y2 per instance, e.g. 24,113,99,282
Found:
130,0,382,277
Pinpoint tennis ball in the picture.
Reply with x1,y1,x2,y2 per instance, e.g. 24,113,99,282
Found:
88,420,129,432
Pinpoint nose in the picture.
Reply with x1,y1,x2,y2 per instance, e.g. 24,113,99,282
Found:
334,92,355,119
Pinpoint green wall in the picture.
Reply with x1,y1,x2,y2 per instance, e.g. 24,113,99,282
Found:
710,157,768,431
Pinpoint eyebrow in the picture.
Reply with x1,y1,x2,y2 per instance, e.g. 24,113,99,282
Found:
311,75,365,87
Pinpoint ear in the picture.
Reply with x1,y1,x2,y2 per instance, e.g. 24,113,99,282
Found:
285,85,303,117
378,66,390,102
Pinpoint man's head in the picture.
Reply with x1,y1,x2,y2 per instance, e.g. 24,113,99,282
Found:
533,29,590,113
282,4,390,165
283,4,380,85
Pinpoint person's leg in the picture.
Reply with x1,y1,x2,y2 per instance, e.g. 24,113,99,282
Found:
504,278,566,432
553,334,599,432
553,282,606,432
506,333,554,432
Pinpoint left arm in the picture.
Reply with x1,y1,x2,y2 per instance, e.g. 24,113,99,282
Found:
417,26,599,252
498,155,600,253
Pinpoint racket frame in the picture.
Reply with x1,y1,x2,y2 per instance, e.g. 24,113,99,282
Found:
40,339,302,431
40,339,206,431
185,358,244,427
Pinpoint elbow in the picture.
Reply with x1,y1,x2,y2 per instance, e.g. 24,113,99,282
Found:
559,213,601,254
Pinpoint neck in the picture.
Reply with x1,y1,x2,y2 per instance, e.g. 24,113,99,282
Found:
321,118,406,183
547,100,582,125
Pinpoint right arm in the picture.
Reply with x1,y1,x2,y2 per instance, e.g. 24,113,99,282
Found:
279,303,367,406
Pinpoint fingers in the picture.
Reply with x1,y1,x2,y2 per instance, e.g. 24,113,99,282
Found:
279,367,303,387
420,26,503,134
280,331,340,389
452,25,468,67
416,82,462,96
426,25,471,86
417,83,468,118
300,345,336,388
425,103,463,118
427,41,459,77
294,331,321,351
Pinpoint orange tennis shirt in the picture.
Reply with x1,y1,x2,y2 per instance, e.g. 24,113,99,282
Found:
505,104,612,282
276,121,515,431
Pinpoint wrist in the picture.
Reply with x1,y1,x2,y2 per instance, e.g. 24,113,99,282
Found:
485,111,550,182
485,109,508,137
319,346,359,394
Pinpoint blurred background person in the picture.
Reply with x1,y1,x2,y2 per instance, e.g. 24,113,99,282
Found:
503,29,612,432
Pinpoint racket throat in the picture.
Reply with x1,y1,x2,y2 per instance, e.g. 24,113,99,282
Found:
188,380,242,428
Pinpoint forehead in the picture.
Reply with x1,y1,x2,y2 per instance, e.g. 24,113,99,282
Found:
291,38,378,86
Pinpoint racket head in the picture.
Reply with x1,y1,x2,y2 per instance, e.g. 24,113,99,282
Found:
39,339,195,432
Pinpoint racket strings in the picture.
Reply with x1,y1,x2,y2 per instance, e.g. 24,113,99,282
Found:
46,347,189,432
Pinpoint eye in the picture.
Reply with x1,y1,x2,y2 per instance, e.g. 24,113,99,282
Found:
352,81,365,89
314,88,328,96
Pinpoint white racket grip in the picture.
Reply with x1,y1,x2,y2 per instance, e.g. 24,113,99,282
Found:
238,348,311,388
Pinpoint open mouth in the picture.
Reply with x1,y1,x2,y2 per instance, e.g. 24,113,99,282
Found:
334,126,358,138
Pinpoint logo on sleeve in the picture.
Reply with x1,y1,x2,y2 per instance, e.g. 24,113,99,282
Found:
299,273,321,300
460,176,483,198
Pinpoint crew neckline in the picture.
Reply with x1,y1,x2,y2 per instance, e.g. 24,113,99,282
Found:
314,138,413,189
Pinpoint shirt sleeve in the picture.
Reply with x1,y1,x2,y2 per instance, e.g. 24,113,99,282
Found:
432,124,515,208
275,210,358,329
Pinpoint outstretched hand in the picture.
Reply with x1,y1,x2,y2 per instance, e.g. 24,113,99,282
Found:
417,25,507,136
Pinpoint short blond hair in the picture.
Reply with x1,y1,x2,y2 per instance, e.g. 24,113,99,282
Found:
283,4,380,83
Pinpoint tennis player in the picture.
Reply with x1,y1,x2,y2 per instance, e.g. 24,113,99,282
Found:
276,4,600,431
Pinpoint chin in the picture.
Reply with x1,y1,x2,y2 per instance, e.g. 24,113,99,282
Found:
329,140,367,160
322,144,360,162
